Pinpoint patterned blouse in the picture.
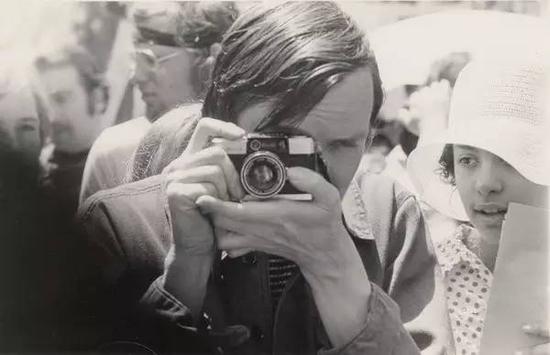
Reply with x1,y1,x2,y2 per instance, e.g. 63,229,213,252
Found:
434,224,493,355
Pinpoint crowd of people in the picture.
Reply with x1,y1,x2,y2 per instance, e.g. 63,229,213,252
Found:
0,2,548,354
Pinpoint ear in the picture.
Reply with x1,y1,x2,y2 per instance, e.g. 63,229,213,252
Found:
91,84,110,116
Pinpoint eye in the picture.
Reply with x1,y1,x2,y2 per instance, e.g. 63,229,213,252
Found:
19,123,37,132
457,156,478,168
326,138,363,150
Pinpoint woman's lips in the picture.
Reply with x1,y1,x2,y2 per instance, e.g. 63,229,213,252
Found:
472,203,508,227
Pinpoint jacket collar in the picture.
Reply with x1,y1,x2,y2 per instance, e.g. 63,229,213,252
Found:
341,176,375,240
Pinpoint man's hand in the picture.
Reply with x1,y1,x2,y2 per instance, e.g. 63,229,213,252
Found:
515,324,550,355
196,166,349,276
162,117,245,318
196,166,372,346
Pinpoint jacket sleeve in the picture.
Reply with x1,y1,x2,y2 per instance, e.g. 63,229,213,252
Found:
388,192,452,355
352,173,452,355
319,283,420,355
74,188,240,354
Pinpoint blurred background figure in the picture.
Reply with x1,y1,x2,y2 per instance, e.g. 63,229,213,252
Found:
79,1,239,204
357,133,393,174
383,52,471,193
0,54,46,203
36,46,109,220
0,52,78,352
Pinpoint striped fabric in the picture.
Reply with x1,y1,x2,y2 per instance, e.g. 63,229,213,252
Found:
267,255,298,309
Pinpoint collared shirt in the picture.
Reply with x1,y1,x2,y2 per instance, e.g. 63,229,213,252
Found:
434,224,493,355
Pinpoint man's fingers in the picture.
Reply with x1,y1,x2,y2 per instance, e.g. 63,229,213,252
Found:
286,167,339,208
515,343,550,355
186,117,245,154
164,146,243,200
522,324,550,338
216,230,253,253
166,182,219,206
196,195,248,220
226,248,254,258
167,165,229,201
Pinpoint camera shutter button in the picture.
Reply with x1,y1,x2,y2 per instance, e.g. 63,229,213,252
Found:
249,139,261,151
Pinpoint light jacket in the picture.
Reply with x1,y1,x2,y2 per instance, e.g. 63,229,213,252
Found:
76,167,451,354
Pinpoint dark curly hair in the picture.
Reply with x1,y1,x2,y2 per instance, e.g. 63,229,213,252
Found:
438,144,455,185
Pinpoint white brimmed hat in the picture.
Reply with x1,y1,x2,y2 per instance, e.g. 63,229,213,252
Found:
407,50,550,221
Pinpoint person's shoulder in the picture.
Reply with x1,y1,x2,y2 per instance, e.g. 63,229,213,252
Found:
92,117,151,155
78,174,164,222
354,171,417,210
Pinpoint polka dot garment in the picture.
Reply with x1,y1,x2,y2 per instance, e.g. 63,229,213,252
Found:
434,224,493,355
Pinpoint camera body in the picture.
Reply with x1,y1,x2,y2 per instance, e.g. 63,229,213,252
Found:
212,133,322,200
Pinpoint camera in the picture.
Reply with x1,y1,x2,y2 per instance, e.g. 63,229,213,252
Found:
211,133,324,200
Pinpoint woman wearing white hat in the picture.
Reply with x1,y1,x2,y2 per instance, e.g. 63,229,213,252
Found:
407,52,550,355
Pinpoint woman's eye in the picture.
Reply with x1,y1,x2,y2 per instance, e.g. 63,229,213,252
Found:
458,156,477,168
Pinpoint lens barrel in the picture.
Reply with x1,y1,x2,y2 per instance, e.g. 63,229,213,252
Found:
240,151,286,198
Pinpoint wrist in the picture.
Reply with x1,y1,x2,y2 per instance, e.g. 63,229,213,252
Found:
299,224,366,284
302,244,372,347
163,249,214,319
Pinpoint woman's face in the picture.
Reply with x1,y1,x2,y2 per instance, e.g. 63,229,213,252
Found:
0,86,41,164
454,145,548,243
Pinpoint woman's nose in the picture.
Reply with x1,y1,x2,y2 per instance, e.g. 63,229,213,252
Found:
475,162,503,197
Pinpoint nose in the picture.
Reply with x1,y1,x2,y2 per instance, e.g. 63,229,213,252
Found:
130,57,152,86
475,160,503,197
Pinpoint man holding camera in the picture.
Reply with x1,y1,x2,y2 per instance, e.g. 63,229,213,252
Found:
75,3,449,354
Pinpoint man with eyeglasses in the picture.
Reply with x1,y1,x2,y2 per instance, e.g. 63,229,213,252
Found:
79,2,238,204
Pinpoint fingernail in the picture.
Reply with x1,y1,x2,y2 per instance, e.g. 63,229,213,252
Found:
195,196,209,207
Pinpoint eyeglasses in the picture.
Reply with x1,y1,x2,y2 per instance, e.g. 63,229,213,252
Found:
136,47,185,67
129,43,186,78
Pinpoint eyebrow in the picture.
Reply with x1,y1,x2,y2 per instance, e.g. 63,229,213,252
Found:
455,144,478,152
260,125,311,137
18,116,39,123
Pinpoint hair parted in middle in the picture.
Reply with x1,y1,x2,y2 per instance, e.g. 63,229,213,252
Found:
202,1,384,131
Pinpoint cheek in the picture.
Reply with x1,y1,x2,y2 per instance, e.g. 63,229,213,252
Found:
454,168,475,207
323,147,363,196
163,64,194,97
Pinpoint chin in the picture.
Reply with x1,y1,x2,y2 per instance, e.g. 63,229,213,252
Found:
477,225,502,245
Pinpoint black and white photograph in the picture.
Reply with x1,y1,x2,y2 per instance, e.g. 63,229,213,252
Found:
0,1,548,354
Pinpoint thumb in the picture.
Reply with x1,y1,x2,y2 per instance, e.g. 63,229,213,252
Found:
287,167,338,207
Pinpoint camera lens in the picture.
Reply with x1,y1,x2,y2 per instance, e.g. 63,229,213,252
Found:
241,151,286,198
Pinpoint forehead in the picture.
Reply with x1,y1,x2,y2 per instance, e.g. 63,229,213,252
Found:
237,67,375,141
454,145,510,165
39,65,81,92
0,87,38,122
